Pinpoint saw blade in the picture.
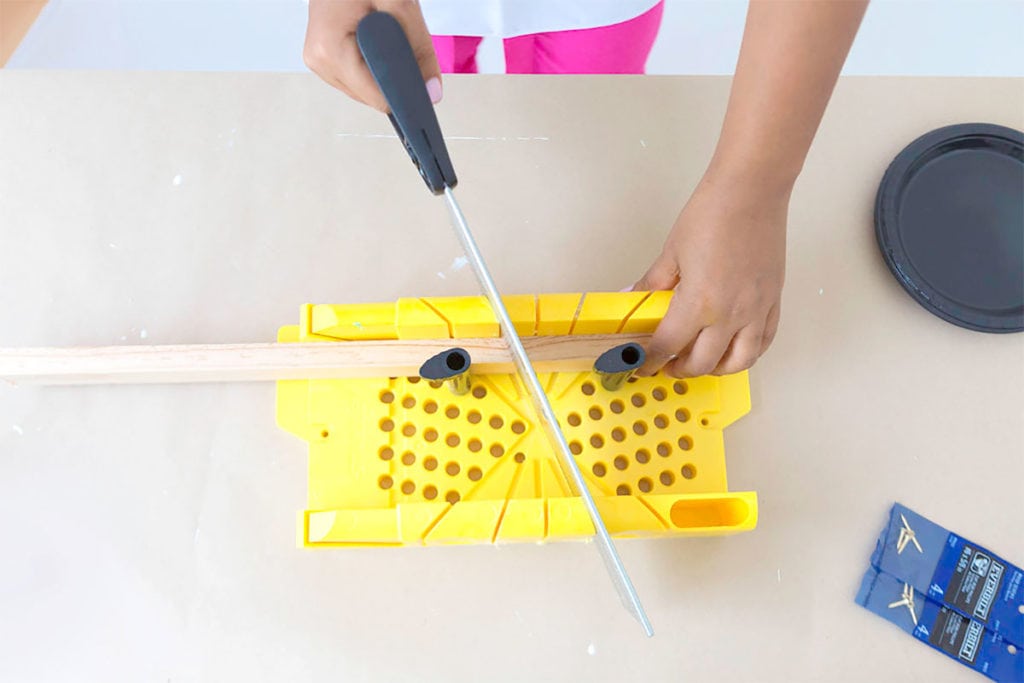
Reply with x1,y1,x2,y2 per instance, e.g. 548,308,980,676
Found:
442,187,653,637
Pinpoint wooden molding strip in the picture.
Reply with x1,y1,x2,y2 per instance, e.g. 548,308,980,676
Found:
1,0,48,66
0,334,652,385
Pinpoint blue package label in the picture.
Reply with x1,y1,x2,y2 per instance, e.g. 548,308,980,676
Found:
930,605,987,665
871,503,1024,648
857,566,1023,683
944,541,1007,621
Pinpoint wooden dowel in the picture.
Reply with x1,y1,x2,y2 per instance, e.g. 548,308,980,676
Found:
0,334,652,386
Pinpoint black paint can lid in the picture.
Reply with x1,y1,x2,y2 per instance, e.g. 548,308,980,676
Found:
875,123,1023,333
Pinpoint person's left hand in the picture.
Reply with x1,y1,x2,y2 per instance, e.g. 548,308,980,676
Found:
631,168,788,378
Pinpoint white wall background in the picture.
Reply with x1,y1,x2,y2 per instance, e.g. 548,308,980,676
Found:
9,0,1024,76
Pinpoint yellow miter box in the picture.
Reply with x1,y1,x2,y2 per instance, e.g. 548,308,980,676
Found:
276,292,757,547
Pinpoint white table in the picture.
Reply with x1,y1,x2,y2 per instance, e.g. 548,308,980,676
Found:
1,72,1021,681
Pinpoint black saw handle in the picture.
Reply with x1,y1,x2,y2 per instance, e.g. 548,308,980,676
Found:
356,11,457,195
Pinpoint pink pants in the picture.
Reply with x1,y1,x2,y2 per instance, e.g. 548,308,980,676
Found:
431,2,665,74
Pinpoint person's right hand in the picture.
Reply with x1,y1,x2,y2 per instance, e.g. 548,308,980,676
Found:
304,0,442,111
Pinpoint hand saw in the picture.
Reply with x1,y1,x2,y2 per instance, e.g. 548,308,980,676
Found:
356,11,653,636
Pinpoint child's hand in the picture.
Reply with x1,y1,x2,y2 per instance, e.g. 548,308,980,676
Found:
304,0,442,111
629,0,866,378
633,168,787,378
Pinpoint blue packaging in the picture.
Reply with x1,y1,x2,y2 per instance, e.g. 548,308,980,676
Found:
871,503,1023,648
857,567,1022,683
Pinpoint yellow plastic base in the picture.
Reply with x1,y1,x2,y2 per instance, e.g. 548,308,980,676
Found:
276,292,757,547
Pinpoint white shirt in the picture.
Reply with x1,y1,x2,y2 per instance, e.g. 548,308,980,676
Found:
419,1,661,38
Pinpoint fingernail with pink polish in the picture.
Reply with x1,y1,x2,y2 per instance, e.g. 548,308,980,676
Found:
619,286,633,293
426,78,442,104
